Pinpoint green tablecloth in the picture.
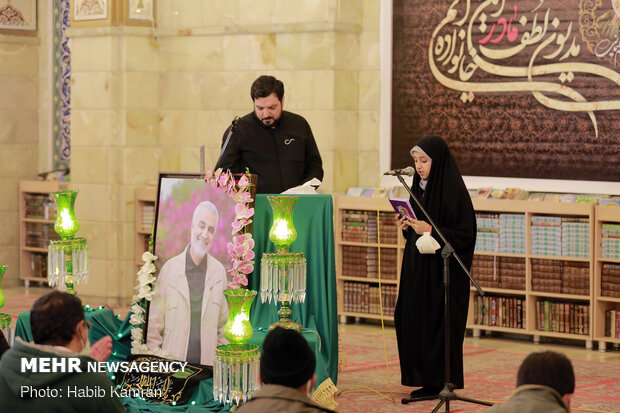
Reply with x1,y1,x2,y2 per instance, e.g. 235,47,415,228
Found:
249,194,338,385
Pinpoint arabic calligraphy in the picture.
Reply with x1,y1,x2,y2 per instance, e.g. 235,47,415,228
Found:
429,0,620,138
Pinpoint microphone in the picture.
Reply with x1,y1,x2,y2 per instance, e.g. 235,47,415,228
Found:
383,166,415,176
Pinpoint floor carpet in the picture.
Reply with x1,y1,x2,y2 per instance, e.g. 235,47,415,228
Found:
335,328,620,412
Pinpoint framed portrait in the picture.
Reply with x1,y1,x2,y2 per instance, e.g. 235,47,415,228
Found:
143,171,255,366
151,172,237,276
0,0,37,35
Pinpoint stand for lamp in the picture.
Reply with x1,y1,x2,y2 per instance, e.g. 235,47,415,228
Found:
395,174,492,412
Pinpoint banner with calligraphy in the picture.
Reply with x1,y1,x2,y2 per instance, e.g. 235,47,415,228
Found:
392,0,620,181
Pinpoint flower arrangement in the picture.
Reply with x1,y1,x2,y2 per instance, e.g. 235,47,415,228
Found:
205,168,256,289
129,168,255,354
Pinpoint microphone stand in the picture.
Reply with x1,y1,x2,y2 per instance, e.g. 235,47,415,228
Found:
395,174,492,412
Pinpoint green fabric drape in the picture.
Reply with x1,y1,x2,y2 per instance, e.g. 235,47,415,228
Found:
249,194,338,384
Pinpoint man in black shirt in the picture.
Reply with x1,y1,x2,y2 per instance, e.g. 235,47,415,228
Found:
215,75,324,194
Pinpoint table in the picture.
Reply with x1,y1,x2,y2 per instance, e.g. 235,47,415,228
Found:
249,194,338,385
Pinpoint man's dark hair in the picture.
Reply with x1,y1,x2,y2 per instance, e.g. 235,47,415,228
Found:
260,326,315,388
516,351,575,396
250,75,284,101
31,291,85,346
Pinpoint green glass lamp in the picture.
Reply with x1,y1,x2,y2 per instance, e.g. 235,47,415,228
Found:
260,196,307,332
213,289,260,406
48,190,89,294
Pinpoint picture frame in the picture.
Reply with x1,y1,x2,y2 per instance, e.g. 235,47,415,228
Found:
0,0,37,35
151,172,238,278
133,169,256,367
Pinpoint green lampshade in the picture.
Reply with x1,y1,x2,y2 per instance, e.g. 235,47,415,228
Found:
267,196,298,252
223,289,257,344
52,190,79,238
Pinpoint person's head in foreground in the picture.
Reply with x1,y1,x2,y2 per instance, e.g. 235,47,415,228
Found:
260,326,316,396
31,290,90,353
517,350,575,409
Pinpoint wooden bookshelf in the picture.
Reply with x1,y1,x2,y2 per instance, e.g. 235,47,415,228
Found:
334,196,604,348
19,180,68,286
469,199,595,347
334,195,405,321
134,187,157,269
593,205,620,350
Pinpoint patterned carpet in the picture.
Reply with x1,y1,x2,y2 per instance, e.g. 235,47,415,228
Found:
335,329,620,412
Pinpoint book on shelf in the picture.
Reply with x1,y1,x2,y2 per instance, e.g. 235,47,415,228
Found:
535,300,589,335
473,294,524,328
342,281,397,316
487,189,505,200
605,309,620,338
600,199,620,207
500,188,529,200
475,187,492,199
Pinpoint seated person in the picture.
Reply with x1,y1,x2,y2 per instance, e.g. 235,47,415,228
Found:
0,291,125,412
236,326,336,413
485,350,575,412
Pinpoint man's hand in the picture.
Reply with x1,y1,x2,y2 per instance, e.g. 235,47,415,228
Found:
90,335,113,362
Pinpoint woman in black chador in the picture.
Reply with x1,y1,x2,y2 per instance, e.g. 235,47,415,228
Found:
394,135,476,398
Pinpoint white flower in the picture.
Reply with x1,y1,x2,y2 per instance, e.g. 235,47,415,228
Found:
130,312,144,325
130,303,144,315
131,327,143,341
141,251,158,262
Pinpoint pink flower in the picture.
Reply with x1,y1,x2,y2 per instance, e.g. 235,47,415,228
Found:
237,175,250,188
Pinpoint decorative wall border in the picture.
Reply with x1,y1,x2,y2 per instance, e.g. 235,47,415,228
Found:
53,0,71,170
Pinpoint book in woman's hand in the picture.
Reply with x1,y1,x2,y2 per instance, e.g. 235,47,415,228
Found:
389,198,417,220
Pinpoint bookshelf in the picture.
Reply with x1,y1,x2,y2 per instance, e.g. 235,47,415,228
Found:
334,196,405,321
469,199,595,348
134,187,157,270
593,205,620,350
334,196,601,348
19,180,68,286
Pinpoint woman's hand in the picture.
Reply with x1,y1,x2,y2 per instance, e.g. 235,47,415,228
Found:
410,219,432,235
396,214,413,231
